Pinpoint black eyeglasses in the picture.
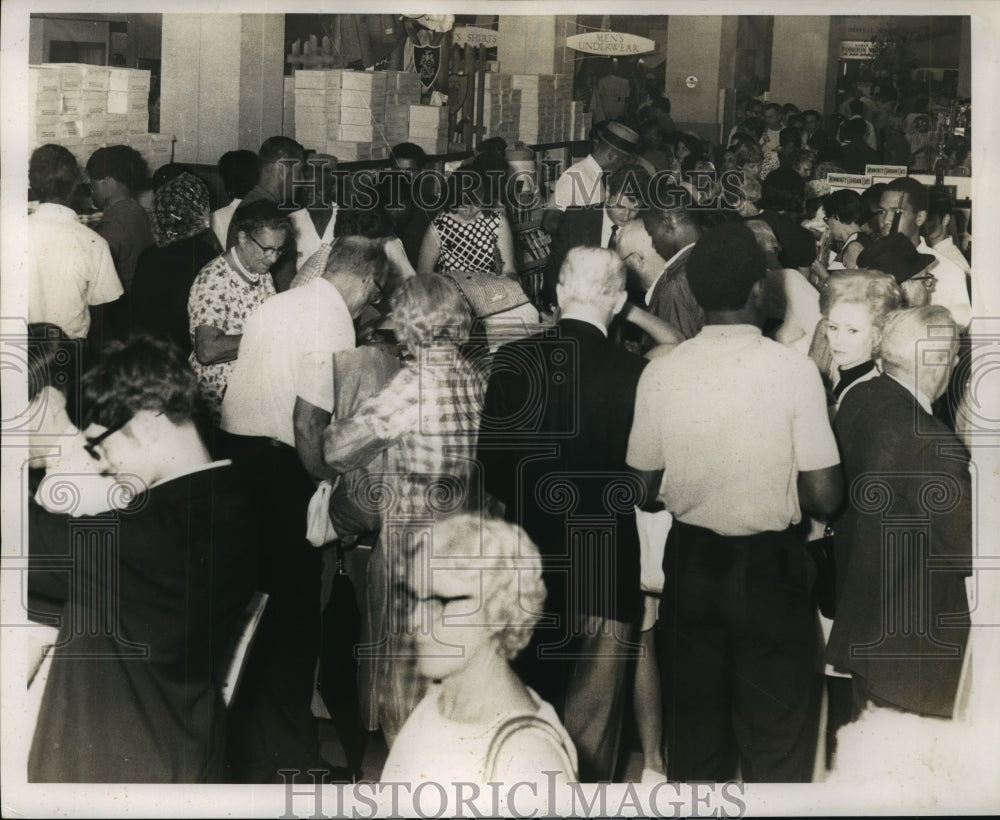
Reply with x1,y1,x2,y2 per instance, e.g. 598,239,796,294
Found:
247,232,286,258
83,416,130,460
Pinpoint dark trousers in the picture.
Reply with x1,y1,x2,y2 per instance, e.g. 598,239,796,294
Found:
657,520,822,783
222,433,322,783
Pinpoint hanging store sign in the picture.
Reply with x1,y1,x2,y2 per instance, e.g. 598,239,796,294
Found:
566,32,656,56
453,26,500,49
865,164,908,179
839,40,878,60
827,173,873,191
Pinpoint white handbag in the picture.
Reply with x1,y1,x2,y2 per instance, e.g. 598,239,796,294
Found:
635,506,672,594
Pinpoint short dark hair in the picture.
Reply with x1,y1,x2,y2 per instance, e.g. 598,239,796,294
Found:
739,116,766,140
391,142,429,167
82,334,202,428
640,197,700,261
841,117,867,142
823,189,869,226
607,163,652,205
218,150,260,199
650,96,672,115
760,167,806,215
763,102,781,116
257,136,305,166
779,127,801,149
801,109,821,121
29,144,80,202
687,222,767,312
85,145,147,191
333,206,393,239
781,103,800,116
885,176,929,213
849,99,865,116
230,199,294,240
926,185,955,224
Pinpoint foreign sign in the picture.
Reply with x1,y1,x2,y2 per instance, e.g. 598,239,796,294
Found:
566,32,656,56
865,164,908,179
839,40,877,60
453,26,500,49
827,173,872,190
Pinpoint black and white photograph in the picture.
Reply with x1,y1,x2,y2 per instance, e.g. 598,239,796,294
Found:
1,1,998,816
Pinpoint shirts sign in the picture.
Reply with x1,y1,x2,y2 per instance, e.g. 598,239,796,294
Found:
839,40,877,60
566,32,655,56
453,26,500,48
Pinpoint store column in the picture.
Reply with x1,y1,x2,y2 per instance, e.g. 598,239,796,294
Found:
161,13,284,164
769,17,835,115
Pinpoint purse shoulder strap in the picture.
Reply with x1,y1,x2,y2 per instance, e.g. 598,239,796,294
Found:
484,713,576,782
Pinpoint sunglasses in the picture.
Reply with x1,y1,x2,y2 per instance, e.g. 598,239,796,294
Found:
83,416,130,460
247,232,286,258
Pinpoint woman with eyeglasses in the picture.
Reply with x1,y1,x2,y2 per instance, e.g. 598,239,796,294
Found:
187,200,291,418
322,274,488,748
379,514,577,808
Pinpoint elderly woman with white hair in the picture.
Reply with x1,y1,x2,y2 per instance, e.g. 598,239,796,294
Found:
379,513,577,803
323,274,487,746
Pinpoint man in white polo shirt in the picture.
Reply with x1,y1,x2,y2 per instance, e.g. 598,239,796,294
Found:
627,221,842,783
219,235,389,782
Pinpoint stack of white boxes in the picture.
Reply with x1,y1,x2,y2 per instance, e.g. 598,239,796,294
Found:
402,104,450,155
383,70,427,153
294,69,394,162
29,63,170,172
512,74,557,144
479,73,521,145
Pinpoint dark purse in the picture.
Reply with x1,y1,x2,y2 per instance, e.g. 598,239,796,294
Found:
805,524,837,618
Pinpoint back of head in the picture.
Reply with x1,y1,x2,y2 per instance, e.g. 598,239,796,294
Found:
781,103,800,117
333,206,393,240
885,176,928,213
823,189,868,226
82,334,202,428
779,127,800,149
926,185,954,225
230,199,293,241
391,142,429,170
819,268,903,330
608,163,653,207
218,150,260,199
760,167,805,215
324,234,389,285
739,116,766,141
257,136,305,167
879,305,957,379
849,98,865,117
841,117,867,142
687,221,767,312
559,247,625,306
152,171,212,247
30,143,80,203
85,144,147,192
151,162,189,191
650,96,672,115
390,272,471,349
640,194,700,260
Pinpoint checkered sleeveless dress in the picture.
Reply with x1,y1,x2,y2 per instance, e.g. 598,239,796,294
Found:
433,211,501,274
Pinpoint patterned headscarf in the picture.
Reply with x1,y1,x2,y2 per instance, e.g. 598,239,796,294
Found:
151,171,210,247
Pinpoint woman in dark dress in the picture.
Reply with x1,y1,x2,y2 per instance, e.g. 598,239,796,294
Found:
130,172,221,356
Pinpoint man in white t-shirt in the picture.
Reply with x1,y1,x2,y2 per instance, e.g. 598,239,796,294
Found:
28,144,121,342
219,236,390,782
627,221,842,783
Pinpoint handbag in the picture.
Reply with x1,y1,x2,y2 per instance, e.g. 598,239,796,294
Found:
484,713,578,781
805,524,837,618
306,479,340,547
635,506,672,594
445,270,531,318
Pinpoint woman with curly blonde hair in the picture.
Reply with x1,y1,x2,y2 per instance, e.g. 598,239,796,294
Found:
380,513,577,799
324,274,487,747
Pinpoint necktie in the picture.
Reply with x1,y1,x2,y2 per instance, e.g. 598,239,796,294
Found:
609,223,619,250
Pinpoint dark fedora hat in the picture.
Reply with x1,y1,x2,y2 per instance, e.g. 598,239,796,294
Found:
594,120,641,155
857,233,936,285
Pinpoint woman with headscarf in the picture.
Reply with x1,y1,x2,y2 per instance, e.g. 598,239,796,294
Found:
130,172,222,356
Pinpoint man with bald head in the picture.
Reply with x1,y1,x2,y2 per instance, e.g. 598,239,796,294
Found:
615,191,703,346
479,246,648,781
828,305,971,720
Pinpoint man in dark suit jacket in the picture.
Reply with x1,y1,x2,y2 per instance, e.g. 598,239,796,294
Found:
542,165,645,309
828,305,971,719
478,246,648,782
